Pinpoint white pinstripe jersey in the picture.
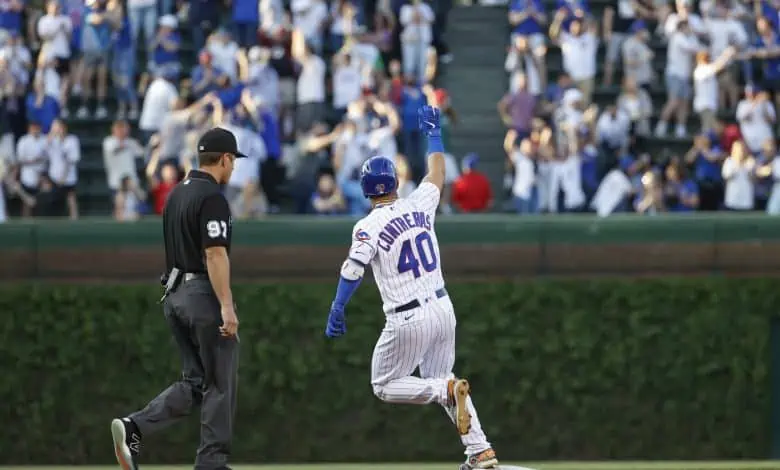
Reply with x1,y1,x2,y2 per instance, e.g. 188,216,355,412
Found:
348,182,444,313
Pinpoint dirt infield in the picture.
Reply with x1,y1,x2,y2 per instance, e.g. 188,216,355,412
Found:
5,240,780,281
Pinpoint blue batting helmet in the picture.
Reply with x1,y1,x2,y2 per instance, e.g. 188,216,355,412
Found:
360,156,398,197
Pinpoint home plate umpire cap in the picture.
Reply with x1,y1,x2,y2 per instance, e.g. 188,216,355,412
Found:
197,127,249,159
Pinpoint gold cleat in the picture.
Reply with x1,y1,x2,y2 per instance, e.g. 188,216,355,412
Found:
464,448,499,469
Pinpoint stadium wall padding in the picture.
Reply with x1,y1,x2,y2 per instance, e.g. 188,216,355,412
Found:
1,279,773,464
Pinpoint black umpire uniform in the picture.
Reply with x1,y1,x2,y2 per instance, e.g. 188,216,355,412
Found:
114,128,246,470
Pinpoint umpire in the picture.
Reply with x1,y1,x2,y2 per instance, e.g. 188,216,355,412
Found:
111,127,246,470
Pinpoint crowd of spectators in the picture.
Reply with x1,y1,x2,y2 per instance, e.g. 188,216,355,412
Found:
501,0,780,216
7,0,780,221
0,0,502,222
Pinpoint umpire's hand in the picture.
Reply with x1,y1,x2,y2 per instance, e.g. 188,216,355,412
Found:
220,304,239,337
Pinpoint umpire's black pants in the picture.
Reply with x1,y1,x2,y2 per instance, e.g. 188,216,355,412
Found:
130,279,239,470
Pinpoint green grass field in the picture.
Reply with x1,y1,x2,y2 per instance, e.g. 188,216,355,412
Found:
5,463,779,470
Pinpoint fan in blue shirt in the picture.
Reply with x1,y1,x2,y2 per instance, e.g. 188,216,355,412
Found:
112,12,138,118
752,18,780,91
232,0,260,48
190,50,226,98
509,0,546,37
26,80,61,134
81,0,112,59
686,133,723,184
0,0,24,35
664,162,699,212
151,15,181,74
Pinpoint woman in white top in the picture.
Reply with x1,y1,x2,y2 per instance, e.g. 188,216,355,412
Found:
399,0,434,84
736,86,776,154
503,129,536,213
504,35,542,96
46,119,81,219
617,76,653,136
693,47,736,133
331,51,362,116
36,0,72,108
722,140,756,211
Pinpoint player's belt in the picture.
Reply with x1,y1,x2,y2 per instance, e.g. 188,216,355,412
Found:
392,288,448,314
184,272,209,282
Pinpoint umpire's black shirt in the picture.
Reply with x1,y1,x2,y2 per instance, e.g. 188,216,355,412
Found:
163,170,232,273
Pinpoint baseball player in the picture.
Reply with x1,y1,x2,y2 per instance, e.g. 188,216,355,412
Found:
324,105,499,470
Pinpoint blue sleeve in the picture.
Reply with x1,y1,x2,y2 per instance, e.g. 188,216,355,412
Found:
332,276,362,310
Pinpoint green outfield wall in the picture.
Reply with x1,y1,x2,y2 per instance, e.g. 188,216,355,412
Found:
1,279,776,464
4,213,780,248
4,213,780,279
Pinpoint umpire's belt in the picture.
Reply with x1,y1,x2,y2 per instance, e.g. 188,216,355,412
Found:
184,272,209,282
392,288,448,314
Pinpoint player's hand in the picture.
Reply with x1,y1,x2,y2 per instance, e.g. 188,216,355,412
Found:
418,105,441,137
220,304,239,337
325,305,346,338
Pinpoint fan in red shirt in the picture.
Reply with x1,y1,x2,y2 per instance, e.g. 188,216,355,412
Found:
452,153,493,213
149,163,179,215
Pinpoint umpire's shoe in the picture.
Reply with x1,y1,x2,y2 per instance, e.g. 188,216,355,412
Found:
111,417,141,470
447,378,472,435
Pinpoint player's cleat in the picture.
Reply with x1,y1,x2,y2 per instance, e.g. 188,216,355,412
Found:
111,417,141,470
461,448,499,469
448,378,472,435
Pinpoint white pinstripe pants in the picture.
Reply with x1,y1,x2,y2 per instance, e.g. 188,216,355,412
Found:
370,296,491,455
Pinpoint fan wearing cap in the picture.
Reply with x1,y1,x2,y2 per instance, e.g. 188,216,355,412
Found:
149,15,180,78
110,127,246,470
